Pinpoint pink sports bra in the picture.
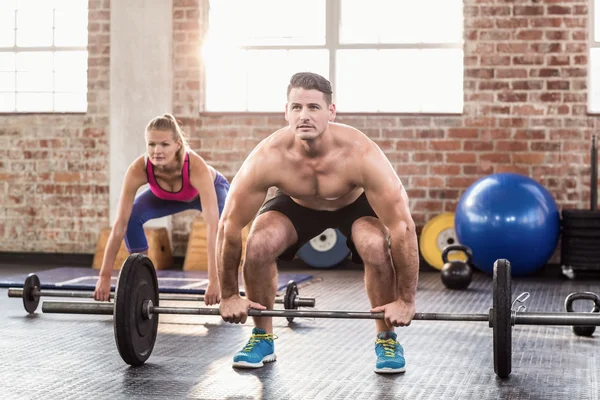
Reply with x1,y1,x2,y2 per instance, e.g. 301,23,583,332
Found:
146,152,199,202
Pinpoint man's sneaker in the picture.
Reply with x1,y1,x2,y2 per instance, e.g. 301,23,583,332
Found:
232,327,277,368
374,331,406,374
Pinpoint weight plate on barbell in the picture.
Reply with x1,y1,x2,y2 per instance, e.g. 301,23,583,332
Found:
284,280,299,323
114,253,159,366
23,273,40,314
493,259,512,379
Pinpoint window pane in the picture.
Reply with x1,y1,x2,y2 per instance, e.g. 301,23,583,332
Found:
420,0,463,43
54,7,88,47
16,71,54,92
204,48,248,112
420,49,463,113
0,53,16,71
208,0,325,46
54,92,86,112
54,51,88,71
340,0,462,44
336,49,422,112
205,49,329,112
55,70,86,92
16,92,53,112
590,49,600,113
0,93,16,112
0,4,16,47
16,6,54,47
0,72,16,91
54,27,88,47
246,50,329,111
16,52,53,72
336,50,380,112
336,49,462,113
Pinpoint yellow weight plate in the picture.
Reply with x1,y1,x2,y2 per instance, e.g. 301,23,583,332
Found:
419,212,466,271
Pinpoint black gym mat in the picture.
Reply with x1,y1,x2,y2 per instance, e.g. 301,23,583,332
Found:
1,264,599,399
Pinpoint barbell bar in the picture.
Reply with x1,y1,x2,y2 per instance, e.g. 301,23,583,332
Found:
43,301,600,324
39,254,600,379
10,274,315,314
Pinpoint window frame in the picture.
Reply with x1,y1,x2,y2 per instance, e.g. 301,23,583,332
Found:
0,2,88,114
202,0,464,114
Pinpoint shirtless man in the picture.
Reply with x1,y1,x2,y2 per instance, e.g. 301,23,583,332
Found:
217,72,419,374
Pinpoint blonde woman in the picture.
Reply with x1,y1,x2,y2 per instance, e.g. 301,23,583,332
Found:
93,114,229,305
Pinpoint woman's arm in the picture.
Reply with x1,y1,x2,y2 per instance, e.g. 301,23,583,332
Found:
188,152,221,286
94,156,147,300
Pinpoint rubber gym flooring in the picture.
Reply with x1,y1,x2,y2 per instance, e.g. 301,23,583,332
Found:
1,260,599,400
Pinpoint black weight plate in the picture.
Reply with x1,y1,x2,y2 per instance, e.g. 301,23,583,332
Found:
23,274,40,314
560,245,600,257
284,280,298,324
561,261,600,271
561,228,600,239
562,236,600,247
562,209,600,220
493,259,512,379
562,218,600,229
114,254,159,366
561,254,600,264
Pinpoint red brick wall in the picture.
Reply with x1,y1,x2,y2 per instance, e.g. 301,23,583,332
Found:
1,0,597,257
0,0,110,253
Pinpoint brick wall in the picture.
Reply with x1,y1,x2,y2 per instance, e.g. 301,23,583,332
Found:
0,0,110,253
171,0,597,254
1,0,597,257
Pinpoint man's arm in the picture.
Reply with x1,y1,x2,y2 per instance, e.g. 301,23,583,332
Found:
217,151,272,299
359,142,419,305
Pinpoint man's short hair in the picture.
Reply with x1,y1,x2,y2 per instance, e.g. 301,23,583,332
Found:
286,72,333,105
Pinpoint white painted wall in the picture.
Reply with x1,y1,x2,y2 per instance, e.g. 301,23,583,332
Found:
109,0,173,233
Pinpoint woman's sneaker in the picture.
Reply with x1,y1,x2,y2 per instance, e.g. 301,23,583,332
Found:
232,328,277,368
374,331,406,374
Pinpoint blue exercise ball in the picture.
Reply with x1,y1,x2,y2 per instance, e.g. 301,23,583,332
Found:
454,173,560,276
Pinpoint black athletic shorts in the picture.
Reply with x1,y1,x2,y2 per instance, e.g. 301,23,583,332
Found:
257,190,379,264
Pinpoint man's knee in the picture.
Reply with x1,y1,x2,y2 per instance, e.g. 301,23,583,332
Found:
244,229,287,267
352,220,390,267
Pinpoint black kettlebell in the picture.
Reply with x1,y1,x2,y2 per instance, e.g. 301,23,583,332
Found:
564,292,600,337
440,244,473,290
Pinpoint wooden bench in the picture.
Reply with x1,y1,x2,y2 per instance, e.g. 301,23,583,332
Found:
183,215,252,271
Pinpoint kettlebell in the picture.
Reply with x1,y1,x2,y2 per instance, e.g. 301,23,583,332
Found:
564,292,600,337
440,244,473,290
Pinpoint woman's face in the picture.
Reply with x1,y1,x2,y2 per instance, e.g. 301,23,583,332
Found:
145,129,181,167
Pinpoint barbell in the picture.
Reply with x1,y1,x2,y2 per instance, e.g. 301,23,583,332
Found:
9,273,315,314
40,254,600,379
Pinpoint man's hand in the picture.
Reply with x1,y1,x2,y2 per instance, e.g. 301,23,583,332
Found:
93,275,112,302
370,299,416,328
204,280,221,306
219,295,266,324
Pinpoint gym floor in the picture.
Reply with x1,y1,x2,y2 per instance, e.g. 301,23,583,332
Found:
1,261,599,400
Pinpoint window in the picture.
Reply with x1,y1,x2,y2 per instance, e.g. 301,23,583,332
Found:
0,0,88,113
590,0,600,113
203,0,463,113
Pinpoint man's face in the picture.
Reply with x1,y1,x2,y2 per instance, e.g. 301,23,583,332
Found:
285,88,336,141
